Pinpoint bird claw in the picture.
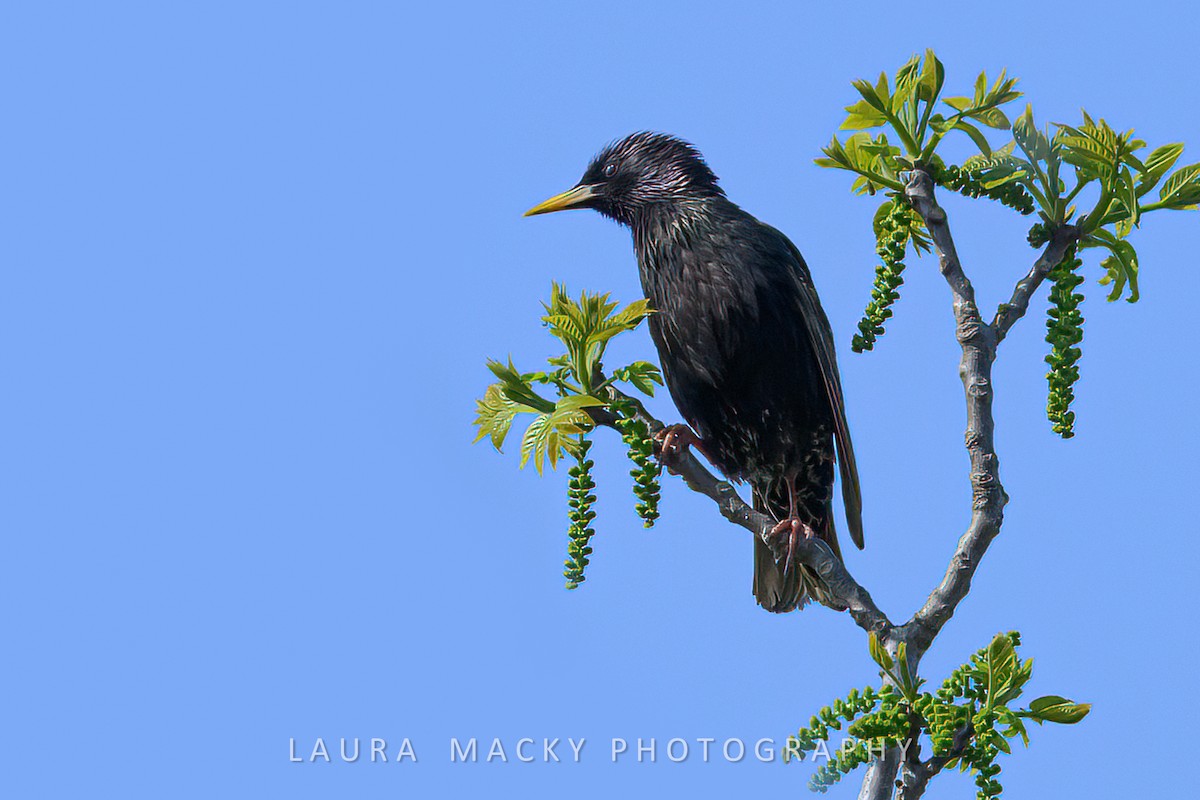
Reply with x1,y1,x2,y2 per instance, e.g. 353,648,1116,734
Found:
653,424,701,475
767,517,817,576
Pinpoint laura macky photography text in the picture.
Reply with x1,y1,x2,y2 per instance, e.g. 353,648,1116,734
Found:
288,736,902,765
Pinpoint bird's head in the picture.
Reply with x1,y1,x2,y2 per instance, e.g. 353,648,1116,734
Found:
524,132,724,225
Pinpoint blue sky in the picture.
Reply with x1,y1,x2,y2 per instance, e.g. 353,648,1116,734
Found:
4,2,1197,798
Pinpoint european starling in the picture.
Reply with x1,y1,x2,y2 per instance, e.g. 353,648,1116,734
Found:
525,132,863,612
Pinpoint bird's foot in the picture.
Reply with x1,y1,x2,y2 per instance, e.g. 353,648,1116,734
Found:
767,517,818,576
653,424,703,475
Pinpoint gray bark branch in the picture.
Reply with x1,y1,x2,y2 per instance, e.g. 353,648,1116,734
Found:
993,225,1080,343
898,721,974,800
859,746,902,800
896,169,1006,660
896,171,1078,662
592,393,894,639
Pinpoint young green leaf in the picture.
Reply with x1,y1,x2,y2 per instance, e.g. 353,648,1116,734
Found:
984,632,1017,710
868,632,894,671
1086,229,1141,302
1025,696,1092,724
612,361,664,396
473,383,523,449
1158,162,1200,208
842,99,889,131
1136,143,1184,197
917,49,944,102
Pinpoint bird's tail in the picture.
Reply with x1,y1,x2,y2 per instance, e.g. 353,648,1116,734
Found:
751,486,844,613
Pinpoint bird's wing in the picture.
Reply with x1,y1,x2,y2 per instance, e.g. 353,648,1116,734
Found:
769,225,865,549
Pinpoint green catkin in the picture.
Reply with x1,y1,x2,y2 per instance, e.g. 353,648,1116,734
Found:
931,163,1036,215
1045,245,1085,438
788,632,1054,796
967,710,1004,799
563,438,597,589
784,686,880,759
613,409,662,527
808,741,876,793
852,201,911,353
1026,221,1052,248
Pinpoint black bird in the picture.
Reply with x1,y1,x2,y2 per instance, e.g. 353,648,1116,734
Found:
525,132,863,612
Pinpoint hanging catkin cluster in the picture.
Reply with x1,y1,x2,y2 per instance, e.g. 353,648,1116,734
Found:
614,415,661,527
930,162,1036,215
781,631,1070,799
1045,245,1085,438
852,201,913,353
563,438,597,589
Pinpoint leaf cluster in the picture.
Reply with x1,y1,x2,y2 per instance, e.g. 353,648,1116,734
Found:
473,284,666,587
474,283,660,474
817,50,1020,194
788,632,1089,797
818,50,1198,435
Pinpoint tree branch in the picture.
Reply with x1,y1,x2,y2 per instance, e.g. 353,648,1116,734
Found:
898,169,1005,657
899,720,974,800
592,393,893,639
859,747,902,800
992,225,1081,343
897,714,927,800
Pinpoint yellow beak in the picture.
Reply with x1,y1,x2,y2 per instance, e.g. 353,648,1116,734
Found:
523,184,597,217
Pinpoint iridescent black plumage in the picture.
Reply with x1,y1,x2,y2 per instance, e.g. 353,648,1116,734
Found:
527,132,863,612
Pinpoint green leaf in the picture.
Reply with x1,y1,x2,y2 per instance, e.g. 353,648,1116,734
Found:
917,49,944,102
1088,230,1141,302
978,169,1025,190
895,641,924,698
953,120,992,155
893,53,921,106
518,398,599,474
868,632,893,671
473,383,524,450
613,361,664,396
985,633,1017,709
554,395,606,413
1012,104,1050,163
608,297,654,331
1026,696,1092,724
1123,166,1141,227
841,99,889,130
851,78,888,113
520,412,552,473
1136,143,1183,197
972,106,1011,129
486,357,556,413
997,707,1031,747
943,96,972,113
1097,254,1124,301
1158,162,1200,208
874,71,892,112
817,133,904,191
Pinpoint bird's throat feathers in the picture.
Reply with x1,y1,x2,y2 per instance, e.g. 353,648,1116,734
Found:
630,196,749,288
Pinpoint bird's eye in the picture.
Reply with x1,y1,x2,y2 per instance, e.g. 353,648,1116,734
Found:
604,162,618,178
